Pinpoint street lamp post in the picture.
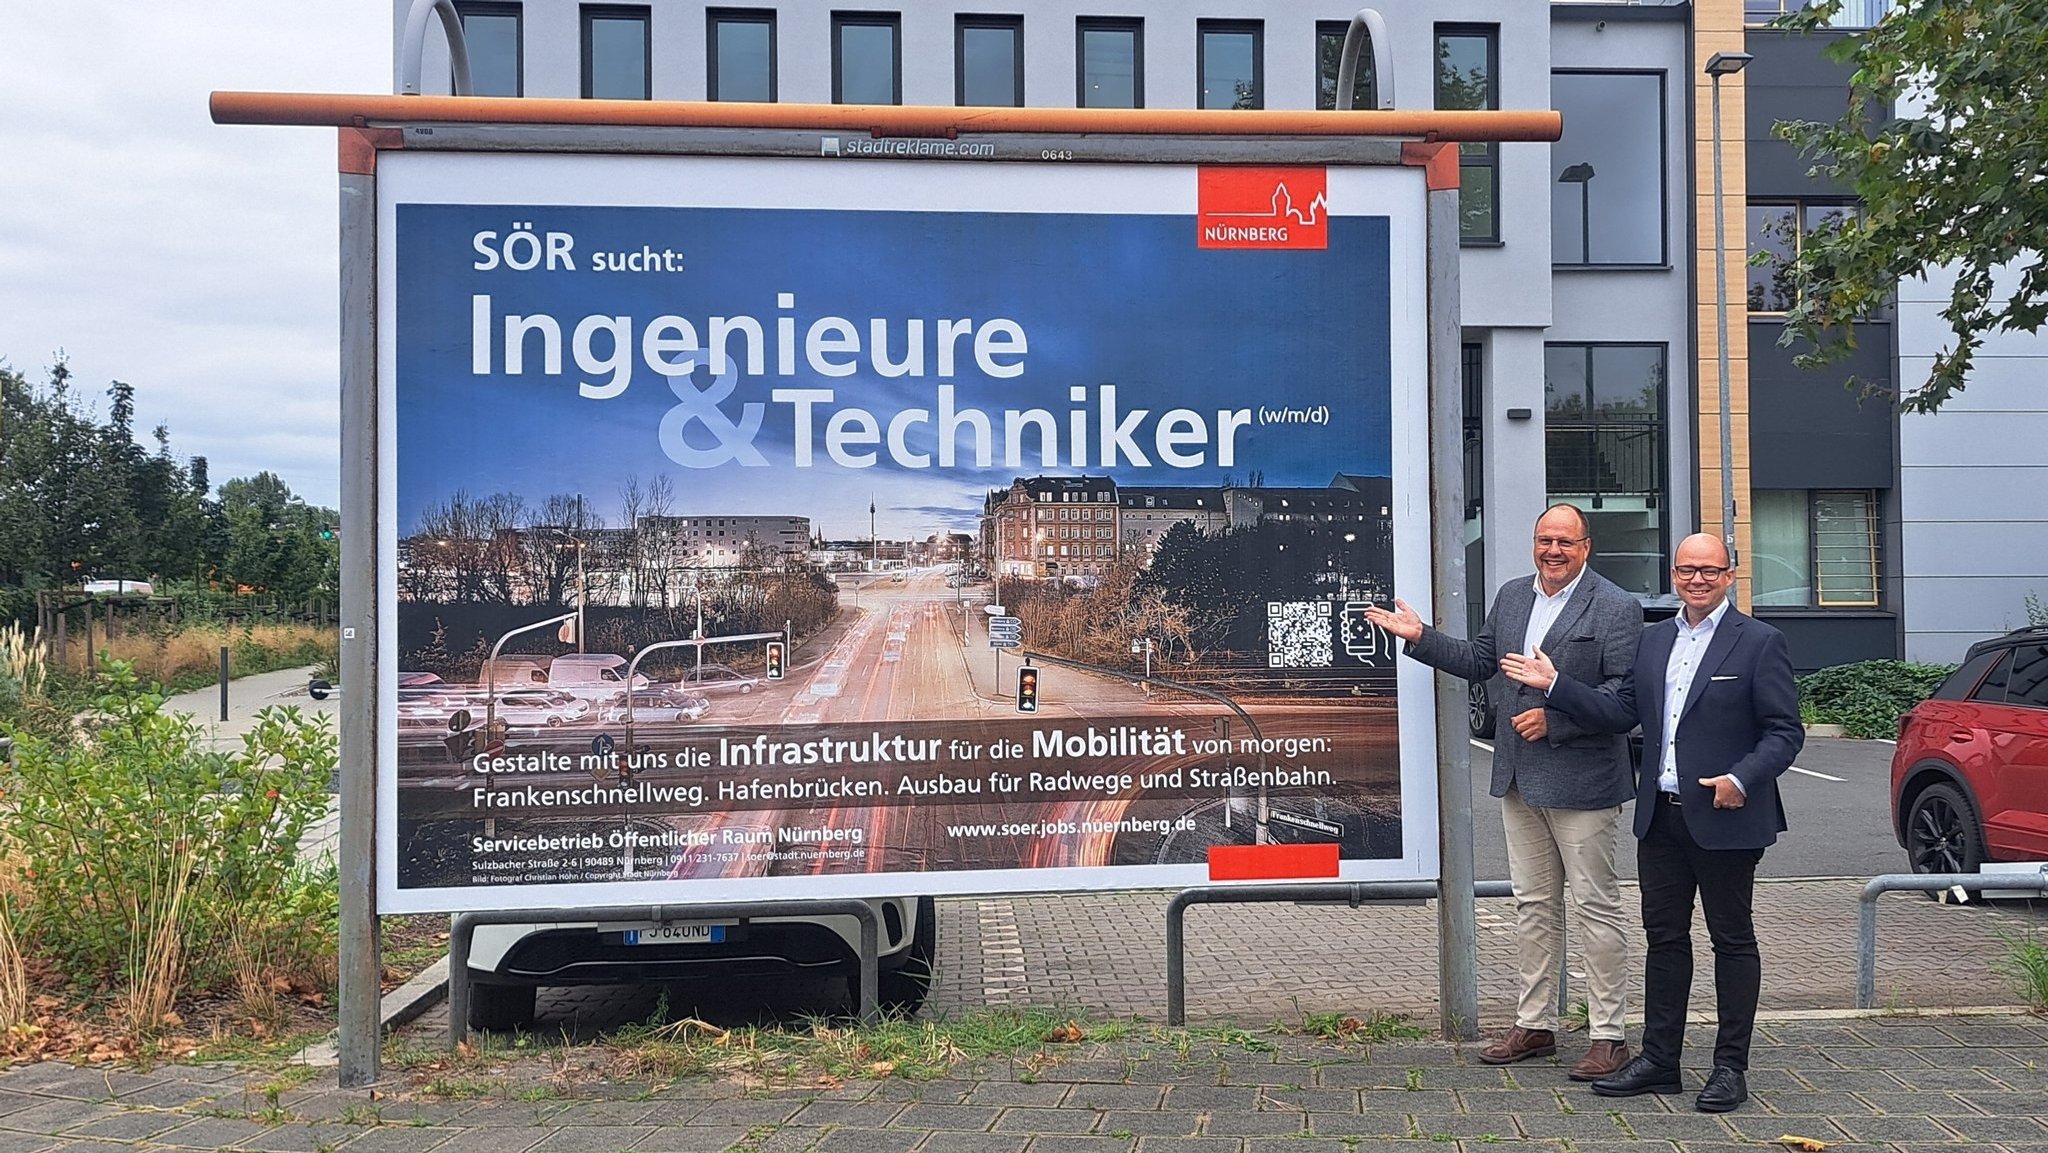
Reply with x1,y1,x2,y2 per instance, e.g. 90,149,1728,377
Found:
1706,51,1752,586
1557,162,1595,264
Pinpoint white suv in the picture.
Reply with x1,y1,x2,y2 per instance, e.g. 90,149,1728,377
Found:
464,895,938,1030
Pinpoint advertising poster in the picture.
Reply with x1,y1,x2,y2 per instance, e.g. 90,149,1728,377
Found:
376,153,1436,912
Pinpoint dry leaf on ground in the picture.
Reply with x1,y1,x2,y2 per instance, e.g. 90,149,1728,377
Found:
1045,1021,1084,1043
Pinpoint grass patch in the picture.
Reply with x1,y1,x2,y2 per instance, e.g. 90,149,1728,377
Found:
609,1008,1078,1083
1996,931,2048,1010
1285,1006,1430,1045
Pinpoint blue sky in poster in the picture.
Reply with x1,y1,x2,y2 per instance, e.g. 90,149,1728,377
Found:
397,205,1390,540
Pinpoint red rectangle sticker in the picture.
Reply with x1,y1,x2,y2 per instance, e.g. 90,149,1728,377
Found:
1207,843,1341,881
1197,167,1329,250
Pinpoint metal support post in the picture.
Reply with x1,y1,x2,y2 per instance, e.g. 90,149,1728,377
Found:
336,164,382,1088
219,647,230,721
1711,72,1739,586
1426,176,1478,1041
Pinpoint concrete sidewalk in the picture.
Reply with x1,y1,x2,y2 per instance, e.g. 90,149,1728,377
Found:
157,665,333,752
2,1010,2044,1152
158,665,341,865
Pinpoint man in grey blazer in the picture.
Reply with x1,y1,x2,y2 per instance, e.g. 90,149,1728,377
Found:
1365,505,1640,1079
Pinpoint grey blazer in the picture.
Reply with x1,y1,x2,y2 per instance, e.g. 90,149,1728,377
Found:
1405,568,1640,810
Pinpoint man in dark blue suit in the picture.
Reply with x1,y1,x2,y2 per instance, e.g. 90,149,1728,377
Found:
1500,534,1803,1114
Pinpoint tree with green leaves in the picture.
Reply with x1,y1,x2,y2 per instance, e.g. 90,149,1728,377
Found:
1775,0,2048,411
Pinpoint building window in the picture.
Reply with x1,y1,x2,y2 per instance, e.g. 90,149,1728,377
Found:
1197,20,1261,109
1746,0,1892,27
1077,17,1141,108
1748,201,1861,313
833,12,901,105
958,15,1023,106
581,6,649,100
1435,25,1498,243
708,9,776,101
456,2,522,97
1543,344,1669,599
1752,489,1881,607
1551,71,1666,266
1315,21,1376,110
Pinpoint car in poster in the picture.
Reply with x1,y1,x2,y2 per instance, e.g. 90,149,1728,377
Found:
598,687,711,724
492,689,591,727
678,663,758,694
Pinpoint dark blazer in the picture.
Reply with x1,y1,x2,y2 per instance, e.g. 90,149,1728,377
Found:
1544,606,1804,850
1407,568,1640,810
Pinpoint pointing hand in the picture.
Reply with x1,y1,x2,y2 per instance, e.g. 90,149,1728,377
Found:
1360,598,1424,643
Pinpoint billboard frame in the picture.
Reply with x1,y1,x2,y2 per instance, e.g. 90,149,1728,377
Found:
217,93,1558,1086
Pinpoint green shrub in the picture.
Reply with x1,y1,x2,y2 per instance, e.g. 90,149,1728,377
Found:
1795,659,1956,739
0,660,337,991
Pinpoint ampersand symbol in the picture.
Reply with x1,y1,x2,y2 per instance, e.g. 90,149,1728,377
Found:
658,360,768,468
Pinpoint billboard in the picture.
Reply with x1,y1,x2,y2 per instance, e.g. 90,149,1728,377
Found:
376,152,1436,913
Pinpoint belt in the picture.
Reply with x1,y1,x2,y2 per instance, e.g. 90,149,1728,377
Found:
1657,790,1683,806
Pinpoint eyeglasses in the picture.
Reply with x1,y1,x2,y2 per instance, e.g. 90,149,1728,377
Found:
1672,565,1731,580
1533,536,1589,549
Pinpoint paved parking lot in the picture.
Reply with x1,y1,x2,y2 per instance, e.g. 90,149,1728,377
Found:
397,878,2046,1042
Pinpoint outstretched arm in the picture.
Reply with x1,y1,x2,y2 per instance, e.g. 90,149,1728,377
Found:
1542,608,1639,745
1501,644,1640,734
1365,598,1500,684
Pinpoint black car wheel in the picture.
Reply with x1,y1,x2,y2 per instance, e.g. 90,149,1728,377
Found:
876,895,937,1017
468,981,537,1032
1469,681,1497,741
1905,781,1986,882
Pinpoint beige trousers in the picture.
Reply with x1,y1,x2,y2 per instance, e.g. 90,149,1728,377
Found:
1500,786,1629,1040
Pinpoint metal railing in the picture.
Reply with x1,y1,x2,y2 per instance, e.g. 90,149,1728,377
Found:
1856,868,2048,1008
1167,880,1520,1025
1544,422,1663,499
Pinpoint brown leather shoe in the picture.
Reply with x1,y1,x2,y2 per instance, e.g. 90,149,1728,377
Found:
1569,1039,1631,1081
1477,1026,1557,1065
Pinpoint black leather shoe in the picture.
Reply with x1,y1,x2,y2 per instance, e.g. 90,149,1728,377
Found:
1590,1054,1683,1097
1695,1066,1748,1113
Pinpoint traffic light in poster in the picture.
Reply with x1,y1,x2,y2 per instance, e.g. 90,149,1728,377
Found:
764,640,786,680
1016,665,1039,713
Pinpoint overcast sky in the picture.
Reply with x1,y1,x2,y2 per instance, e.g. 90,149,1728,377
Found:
0,4,388,510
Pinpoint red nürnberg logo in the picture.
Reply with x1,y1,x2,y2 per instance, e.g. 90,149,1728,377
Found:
1197,167,1329,250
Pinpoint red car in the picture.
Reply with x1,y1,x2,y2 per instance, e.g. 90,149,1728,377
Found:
1891,625,2048,875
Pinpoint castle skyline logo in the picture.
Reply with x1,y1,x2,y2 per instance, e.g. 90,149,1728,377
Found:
1196,167,1329,250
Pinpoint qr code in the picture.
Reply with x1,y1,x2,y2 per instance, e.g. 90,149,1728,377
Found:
1267,601,1332,668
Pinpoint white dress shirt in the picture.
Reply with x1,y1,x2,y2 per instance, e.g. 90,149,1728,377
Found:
1659,598,1735,795
1523,568,1585,656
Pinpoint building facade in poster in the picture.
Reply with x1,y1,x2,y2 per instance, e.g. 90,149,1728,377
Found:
377,153,1436,912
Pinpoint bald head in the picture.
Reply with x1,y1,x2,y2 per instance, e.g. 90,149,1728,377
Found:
1674,533,1732,568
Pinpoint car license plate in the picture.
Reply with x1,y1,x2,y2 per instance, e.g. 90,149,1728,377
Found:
624,923,726,946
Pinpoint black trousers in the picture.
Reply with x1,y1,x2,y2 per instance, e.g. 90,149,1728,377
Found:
1638,793,1765,1071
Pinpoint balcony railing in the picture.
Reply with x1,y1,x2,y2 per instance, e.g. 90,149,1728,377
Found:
1544,420,1664,501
